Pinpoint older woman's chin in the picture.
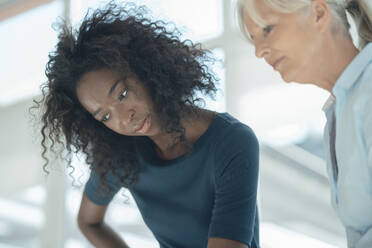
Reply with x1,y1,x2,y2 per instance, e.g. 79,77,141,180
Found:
279,70,302,84
278,72,292,83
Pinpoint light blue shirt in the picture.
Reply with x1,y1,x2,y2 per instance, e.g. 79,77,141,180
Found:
323,43,372,248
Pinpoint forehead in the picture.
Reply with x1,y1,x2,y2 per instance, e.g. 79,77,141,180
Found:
78,68,120,91
242,0,281,28
76,68,122,112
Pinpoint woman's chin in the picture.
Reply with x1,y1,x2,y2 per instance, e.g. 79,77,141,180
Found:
280,70,300,84
279,72,291,83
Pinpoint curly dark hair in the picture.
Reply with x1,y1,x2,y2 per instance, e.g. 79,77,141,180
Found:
34,2,218,188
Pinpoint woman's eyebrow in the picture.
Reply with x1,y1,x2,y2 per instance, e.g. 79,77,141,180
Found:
92,108,102,117
108,79,121,96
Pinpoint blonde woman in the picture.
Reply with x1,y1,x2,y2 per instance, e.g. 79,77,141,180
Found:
236,0,372,247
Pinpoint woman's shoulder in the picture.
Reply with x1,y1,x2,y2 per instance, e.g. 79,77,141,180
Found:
360,59,372,84
214,113,257,141
212,112,259,154
209,113,259,177
349,62,372,109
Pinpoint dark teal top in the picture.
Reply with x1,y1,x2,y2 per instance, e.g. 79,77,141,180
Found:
85,113,260,248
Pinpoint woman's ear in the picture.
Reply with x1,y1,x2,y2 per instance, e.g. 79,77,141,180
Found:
309,0,331,33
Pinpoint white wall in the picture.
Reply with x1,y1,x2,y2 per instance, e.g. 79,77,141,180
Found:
0,99,44,196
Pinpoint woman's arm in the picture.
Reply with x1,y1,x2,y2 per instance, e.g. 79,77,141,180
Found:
207,123,260,248
77,193,130,248
207,237,248,248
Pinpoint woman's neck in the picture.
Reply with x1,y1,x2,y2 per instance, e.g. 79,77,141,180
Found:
312,35,359,93
149,109,215,160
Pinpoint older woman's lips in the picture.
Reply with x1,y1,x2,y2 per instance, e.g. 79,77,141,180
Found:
135,115,151,134
272,56,285,70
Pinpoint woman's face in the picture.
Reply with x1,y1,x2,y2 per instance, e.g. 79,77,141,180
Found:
76,68,161,137
243,0,325,83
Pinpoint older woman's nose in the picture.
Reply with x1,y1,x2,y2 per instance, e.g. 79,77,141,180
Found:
255,43,270,58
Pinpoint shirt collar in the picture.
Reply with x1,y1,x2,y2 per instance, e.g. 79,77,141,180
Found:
322,94,335,112
332,43,372,95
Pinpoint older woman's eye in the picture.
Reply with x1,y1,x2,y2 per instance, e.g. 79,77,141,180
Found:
263,25,274,35
102,113,110,122
119,89,127,101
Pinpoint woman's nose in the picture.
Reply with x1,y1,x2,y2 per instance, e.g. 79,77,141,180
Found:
255,41,270,58
111,102,135,130
119,109,135,127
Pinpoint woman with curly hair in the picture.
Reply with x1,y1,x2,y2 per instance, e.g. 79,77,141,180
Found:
36,2,259,248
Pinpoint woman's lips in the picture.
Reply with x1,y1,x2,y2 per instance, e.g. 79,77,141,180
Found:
135,115,151,134
272,56,285,70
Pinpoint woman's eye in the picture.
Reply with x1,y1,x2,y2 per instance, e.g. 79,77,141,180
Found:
101,113,110,122
263,25,274,35
119,89,127,101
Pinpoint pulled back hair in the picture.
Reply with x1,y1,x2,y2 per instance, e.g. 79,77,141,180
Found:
345,0,372,49
34,2,217,188
236,0,372,49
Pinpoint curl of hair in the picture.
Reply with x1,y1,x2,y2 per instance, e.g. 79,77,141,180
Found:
33,2,217,189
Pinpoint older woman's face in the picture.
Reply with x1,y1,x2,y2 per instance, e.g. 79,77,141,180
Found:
76,68,161,137
243,0,324,83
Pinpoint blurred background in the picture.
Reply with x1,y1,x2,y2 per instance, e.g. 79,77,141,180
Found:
0,0,357,247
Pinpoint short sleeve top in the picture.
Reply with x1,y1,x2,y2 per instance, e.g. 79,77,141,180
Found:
85,113,260,248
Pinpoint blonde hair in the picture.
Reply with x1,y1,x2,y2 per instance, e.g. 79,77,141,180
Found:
236,0,372,48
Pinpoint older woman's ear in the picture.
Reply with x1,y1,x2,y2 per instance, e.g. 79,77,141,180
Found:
309,0,332,33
